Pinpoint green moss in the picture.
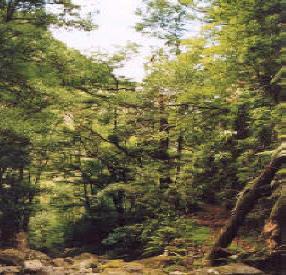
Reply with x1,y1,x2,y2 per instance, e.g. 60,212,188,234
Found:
277,168,286,175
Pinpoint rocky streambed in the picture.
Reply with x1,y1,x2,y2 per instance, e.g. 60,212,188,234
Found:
0,248,266,274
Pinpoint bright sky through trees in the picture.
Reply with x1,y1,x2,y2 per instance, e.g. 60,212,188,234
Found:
51,0,161,81
51,0,200,82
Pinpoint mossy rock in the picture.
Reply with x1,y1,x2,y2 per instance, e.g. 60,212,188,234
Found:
139,256,182,269
101,259,126,269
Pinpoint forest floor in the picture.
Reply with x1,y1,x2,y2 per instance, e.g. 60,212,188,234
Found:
0,247,266,274
192,203,257,252
0,204,267,274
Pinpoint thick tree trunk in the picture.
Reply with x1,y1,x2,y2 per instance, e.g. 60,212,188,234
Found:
264,168,286,250
206,155,284,265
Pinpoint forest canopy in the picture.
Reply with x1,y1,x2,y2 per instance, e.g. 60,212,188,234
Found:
0,1,285,274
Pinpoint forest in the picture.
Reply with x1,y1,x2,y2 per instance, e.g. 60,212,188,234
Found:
0,0,286,274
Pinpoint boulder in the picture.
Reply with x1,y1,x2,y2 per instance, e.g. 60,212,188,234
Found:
100,259,125,270
49,266,66,274
0,248,51,267
23,259,43,273
52,258,66,267
189,263,265,275
25,249,51,265
72,252,100,270
138,256,178,269
72,258,99,270
64,257,74,264
62,248,83,257
78,268,93,274
36,266,66,275
124,263,144,273
101,269,128,275
73,253,97,261
0,249,25,266
0,265,21,274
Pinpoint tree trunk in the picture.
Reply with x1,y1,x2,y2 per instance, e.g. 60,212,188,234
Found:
113,191,125,226
158,94,171,189
15,231,29,250
0,168,6,188
264,167,286,250
206,156,284,265
83,182,91,211
175,132,183,184
6,0,16,22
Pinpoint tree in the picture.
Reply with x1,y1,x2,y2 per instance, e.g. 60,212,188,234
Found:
0,0,109,247
205,0,286,265
136,0,194,55
0,0,93,29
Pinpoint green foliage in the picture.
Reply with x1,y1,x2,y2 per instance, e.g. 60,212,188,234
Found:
29,209,68,251
101,217,210,258
136,0,194,54
142,218,210,257
0,0,283,261
102,224,144,258
0,0,112,248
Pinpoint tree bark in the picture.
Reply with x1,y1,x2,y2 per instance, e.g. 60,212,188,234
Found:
6,0,17,22
175,133,183,184
206,155,284,265
15,231,29,250
113,191,125,226
158,94,171,189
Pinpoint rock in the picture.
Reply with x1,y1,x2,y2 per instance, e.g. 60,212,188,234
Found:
0,248,52,267
25,249,51,265
228,255,238,260
138,256,177,269
189,263,265,275
169,272,187,275
80,259,98,269
37,266,66,275
71,252,99,270
67,267,94,274
101,259,125,270
0,265,21,274
124,263,144,273
73,253,97,261
50,267,66,274
101,269,128,275
34,266,54,275
64,257,74,264
62,248,83,258
79,268,93,273
72,258,99,270
23,259,43,273
0,249,25,266
52,258,66,267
